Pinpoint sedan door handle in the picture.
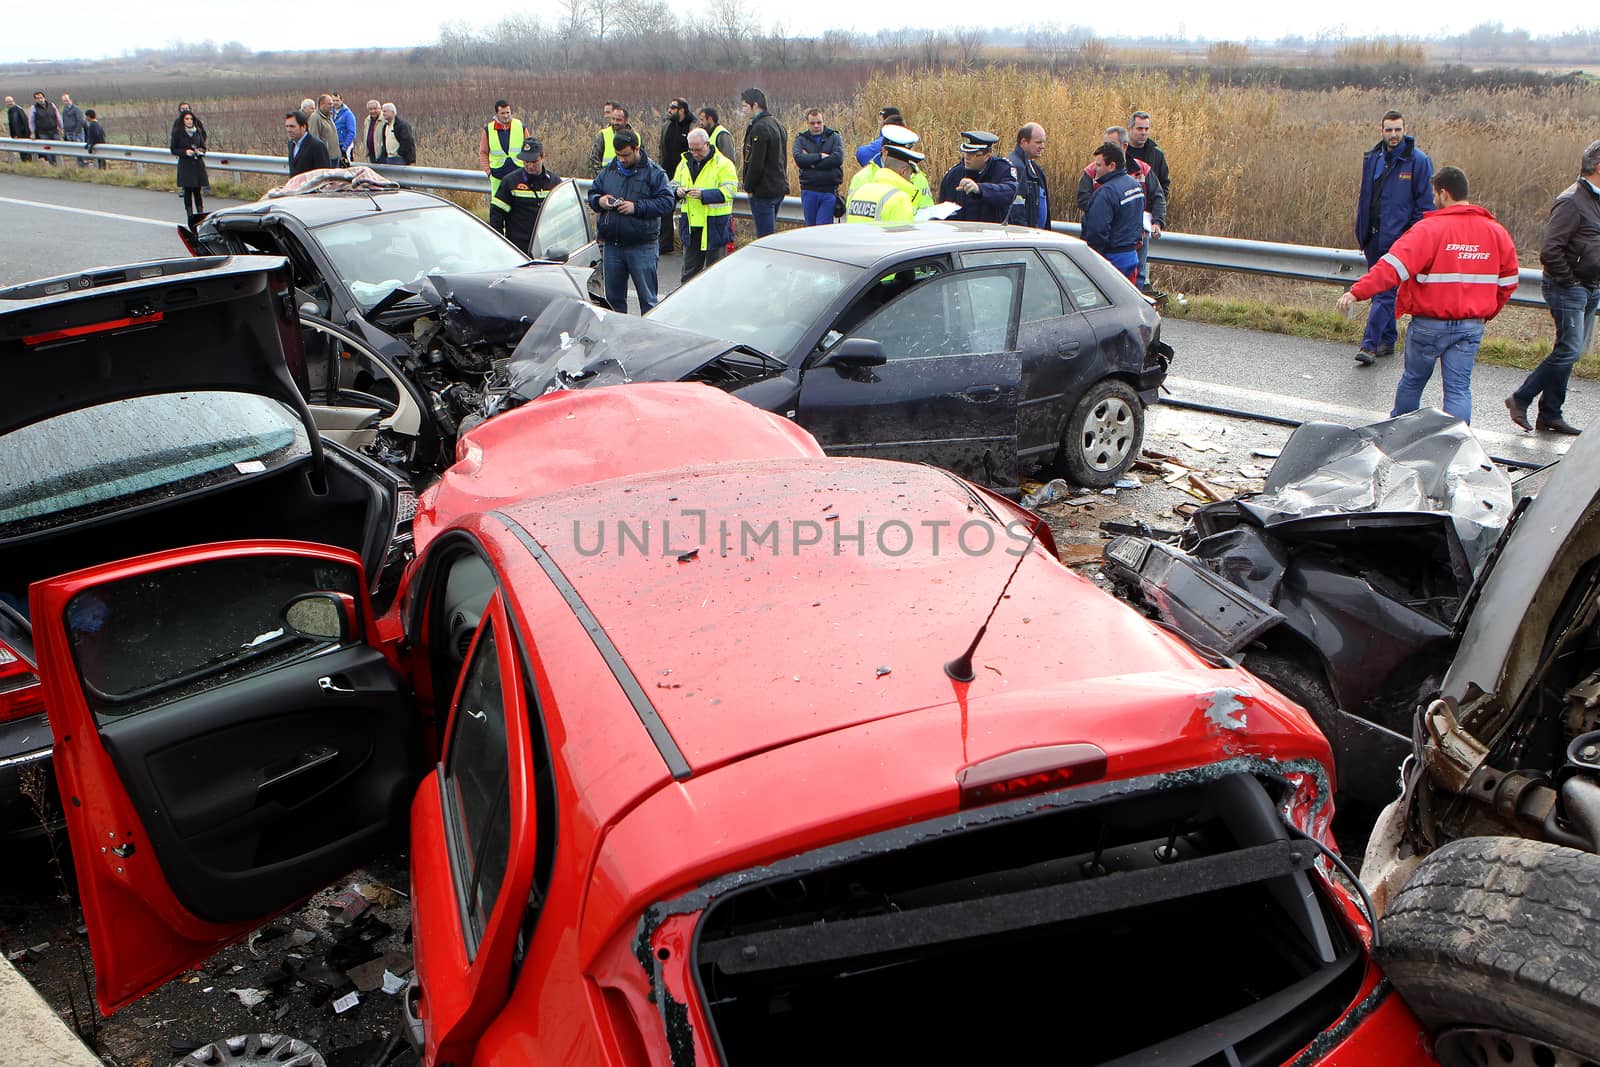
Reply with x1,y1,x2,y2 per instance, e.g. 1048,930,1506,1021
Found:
318,675,355,695
1056,341,1082,356
962,385,1003,402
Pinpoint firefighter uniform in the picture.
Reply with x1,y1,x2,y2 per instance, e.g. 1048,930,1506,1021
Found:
491,138,562,253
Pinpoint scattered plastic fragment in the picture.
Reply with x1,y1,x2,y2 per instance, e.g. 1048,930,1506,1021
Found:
227,988,269,1008
332,991,361,1014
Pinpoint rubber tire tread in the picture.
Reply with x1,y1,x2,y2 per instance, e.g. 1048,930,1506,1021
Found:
1241,651,1339,744
1058,378,1143,489
1375,836,1600,1060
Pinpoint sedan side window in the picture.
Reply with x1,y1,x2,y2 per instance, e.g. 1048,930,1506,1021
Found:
442,617,511,948
531,181,591,260
850,268,1019,358
960,249,1064,323
1041,249,1110,311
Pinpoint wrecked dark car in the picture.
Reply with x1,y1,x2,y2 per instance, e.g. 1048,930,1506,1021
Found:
29,378,1427,1065
182,183,601,479
487,221,1173,489
1354,419,1600,1066
1102,410,1514,833
0,255,411,852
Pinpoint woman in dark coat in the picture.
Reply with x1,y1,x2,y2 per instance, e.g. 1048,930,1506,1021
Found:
170,110,209,220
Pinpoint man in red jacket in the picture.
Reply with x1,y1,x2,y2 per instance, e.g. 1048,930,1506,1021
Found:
1336,166,1518,423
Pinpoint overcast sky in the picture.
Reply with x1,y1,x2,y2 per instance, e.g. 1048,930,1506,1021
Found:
0,1,1586,64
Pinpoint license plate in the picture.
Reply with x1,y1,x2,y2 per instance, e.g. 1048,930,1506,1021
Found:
1104,537,1148,570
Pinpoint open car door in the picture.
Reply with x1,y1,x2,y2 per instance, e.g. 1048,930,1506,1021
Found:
31,541,418,1014
795,263,1025,487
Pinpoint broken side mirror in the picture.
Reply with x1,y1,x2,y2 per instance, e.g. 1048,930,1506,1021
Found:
283,592,357,642
542,247,570,263
821,337,887,369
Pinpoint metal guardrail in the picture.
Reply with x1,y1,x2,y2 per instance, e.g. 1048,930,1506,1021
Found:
1,136,1546,306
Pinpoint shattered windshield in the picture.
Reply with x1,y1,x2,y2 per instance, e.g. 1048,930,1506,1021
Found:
0,392,308,534
648,246,858,361
315,205,528,312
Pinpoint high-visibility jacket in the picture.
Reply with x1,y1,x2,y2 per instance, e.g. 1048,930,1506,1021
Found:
599,125,617,166
847,169,918,224
848,162,879,198
672,149,738,250
910,168,933,210
485,118,525,181
708,125,734,163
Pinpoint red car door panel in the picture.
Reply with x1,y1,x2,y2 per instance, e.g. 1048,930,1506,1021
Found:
30,540,418,1014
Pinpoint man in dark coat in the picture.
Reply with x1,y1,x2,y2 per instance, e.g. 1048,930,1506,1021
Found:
657,98,693,255
5,96,31,163
492,137,562,254
740,88,788,238
381,103,416,164
1127,111,1169,289
29,91,60,164
793,108,844,226
1353,110,1434,364
937,131,1017,223
1082,142,1145,284
285,111,332,177
1006,123,1050,228
84,109,107,169
588,129,676,314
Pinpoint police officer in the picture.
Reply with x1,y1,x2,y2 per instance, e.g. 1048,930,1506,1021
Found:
848,124,919,200
846,141,924,225
937,131,1018,223
492,137,563,254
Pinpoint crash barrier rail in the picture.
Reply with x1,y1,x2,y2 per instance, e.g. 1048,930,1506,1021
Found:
1,136,1549,307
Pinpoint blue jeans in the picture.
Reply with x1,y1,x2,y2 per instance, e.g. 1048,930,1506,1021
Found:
1137,237,1150,287
602,242,660,314
1391,316,1483,423
750,196,781,237
1514,279,1600,421
801,190,836,226
1361,243,1398,351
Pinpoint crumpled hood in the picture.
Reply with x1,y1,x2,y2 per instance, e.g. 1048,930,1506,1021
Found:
501,296,748,400
414,265,589,349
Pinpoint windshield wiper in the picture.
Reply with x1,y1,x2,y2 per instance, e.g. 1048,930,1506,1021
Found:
367,286,423,318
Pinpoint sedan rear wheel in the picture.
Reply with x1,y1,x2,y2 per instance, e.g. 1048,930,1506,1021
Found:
1059,379,1143,488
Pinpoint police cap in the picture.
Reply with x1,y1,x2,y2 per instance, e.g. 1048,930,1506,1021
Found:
522,137,543,158
959,130,1000,153
884,142,925,163
880,124,919,148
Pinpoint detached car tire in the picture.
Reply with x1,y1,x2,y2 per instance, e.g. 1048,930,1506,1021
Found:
1059,379,1142,488
1376,836,1600,1064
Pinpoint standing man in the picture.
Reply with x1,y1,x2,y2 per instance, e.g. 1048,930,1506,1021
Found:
361,100,385,163
479,100,524,236
5,97,31,163
1007,123,1050,229
1355,110,1435,365
658,98,694,256
307,95,341,166
493,137,562,254
793,108,844,226
381,103,415,165
699,106,736,167
1506,140,1600,436
330,93,357,166
590,106,634,175
29,91,60,164
672,127,738,282
1126,111,1169,291
1082,142,1145,284
937,131,1017,223
83,109,106,169
740,88,788,238
845,139,924,225
854,106,902,166
588,129,675,314
1336,166,1518,423
286,111,332,177
59,94,86,166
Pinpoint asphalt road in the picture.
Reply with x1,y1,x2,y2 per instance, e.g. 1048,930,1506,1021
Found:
0,169,1588,466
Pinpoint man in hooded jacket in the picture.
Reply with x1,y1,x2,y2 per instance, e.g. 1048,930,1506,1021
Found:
1354,110,1435,365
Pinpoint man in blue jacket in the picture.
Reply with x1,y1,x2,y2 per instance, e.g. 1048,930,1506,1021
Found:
793,109,844,225
937,131,1017,223
1082,142,1145,284
1355,110,1435,365
331,93,358,166
588,129,676,314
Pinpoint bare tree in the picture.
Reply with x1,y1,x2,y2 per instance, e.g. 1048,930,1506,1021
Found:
953,26,985,66
918,29,948,66
588,0,615,44
556,0,591,67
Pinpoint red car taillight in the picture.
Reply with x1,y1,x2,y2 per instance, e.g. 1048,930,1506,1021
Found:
957,743,1108,808
0,640,45,724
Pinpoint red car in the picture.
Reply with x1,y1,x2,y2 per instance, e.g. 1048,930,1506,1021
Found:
22,264,1431,1065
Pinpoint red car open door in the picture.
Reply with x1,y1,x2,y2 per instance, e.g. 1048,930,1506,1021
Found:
30,541,418,1014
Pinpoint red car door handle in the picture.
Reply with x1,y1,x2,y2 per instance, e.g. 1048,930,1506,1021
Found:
257,745,340,804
